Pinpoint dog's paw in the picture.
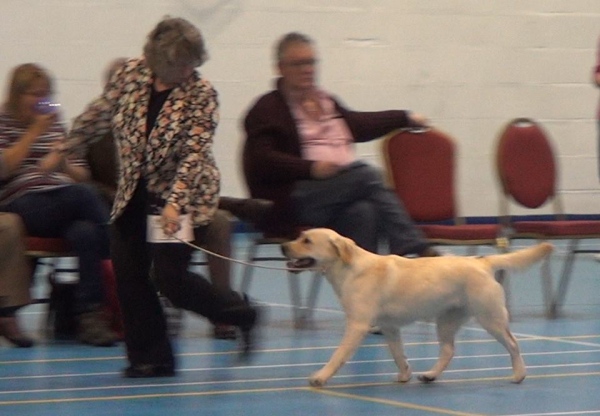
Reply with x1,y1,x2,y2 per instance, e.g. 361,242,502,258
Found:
309,371,328,388
308,377,325,388
511,374,526,384
398,369,412,383
417,374,436,384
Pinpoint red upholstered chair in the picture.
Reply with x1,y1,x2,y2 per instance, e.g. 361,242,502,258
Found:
496,118,600,318
382,127,506,251
382,127,509,289
25,236,73,259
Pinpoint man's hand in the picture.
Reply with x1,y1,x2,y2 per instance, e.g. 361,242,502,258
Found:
408,112,430,128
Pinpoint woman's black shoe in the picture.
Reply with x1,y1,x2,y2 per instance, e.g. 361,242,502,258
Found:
123,364,175,378
217,294,262,359
238,296,262,360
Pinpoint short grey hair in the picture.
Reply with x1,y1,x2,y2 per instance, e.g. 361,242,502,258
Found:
275,32,314,63
144,17,208,74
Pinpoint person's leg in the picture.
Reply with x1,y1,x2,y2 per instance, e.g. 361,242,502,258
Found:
329,200,378,253
197,210,238,339
5,185,110,240
0,214,34,347
62,220,105,309
348,165,430,255
292,162,430,255
3,185,111,268
152,242,220,319
0,213,32,310
111,185,174,375
152,237,259,354
3,186,116,345
202,210,233,294
218,197,273,225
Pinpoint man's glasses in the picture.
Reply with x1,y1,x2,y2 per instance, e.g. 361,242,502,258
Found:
283,58,318,68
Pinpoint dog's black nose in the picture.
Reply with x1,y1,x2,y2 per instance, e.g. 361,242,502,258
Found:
280,243,289,257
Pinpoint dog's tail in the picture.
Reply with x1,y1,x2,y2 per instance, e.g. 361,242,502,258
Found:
482,242,554,271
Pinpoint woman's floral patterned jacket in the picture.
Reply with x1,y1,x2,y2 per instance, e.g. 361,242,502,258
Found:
66,57,220,226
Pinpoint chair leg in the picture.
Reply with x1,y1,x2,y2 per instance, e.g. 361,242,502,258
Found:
494,243,511,318
239,241,259,293
287,271,303,327
304,271,322,323
541,255,555,318
290,271,322,329
549,239,578,319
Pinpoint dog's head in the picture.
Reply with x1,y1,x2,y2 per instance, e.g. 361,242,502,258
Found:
281,228,356,270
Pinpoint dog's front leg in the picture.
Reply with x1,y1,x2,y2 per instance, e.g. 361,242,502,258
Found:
380,325,412,383
309,320,369,387
419,310,468,383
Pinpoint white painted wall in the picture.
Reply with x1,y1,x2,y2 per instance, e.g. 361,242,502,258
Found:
1,0,599,217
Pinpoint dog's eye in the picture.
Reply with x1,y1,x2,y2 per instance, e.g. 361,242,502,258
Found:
302,237,311,245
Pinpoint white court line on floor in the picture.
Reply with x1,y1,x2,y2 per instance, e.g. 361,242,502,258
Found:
460,324,600,348
2,360,600,398
2,347,599,387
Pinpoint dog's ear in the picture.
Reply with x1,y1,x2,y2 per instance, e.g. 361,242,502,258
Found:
330,236,354,264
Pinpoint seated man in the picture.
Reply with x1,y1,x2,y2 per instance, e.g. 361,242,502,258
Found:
242,32,438,257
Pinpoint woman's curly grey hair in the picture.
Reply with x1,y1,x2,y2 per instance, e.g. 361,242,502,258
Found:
144,17,208,75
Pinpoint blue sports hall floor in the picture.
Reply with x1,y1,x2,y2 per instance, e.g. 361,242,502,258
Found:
1,236,599,416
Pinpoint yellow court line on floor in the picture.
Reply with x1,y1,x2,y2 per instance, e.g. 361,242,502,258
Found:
1,371,599,407
0,386,308,406
310,388,484,416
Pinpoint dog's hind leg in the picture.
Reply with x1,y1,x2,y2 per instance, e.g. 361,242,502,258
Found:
309,320,370,387
419,308,469,383
380,325,412,383
476,312,526,384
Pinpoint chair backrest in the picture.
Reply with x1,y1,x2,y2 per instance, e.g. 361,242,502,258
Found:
382,128,457,222
496,118,557,209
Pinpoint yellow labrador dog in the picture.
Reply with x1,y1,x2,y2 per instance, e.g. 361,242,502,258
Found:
281,228,553,387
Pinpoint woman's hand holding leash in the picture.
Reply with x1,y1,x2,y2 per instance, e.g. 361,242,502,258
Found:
161,204,181,236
